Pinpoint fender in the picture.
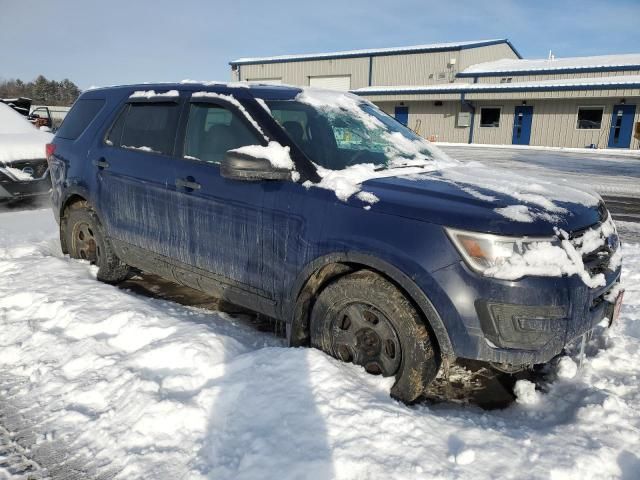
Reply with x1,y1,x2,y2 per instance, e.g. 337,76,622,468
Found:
287,251,455,357
58,183,98,220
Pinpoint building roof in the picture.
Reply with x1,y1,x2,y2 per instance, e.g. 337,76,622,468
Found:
230,39,521,65
351,75,640,96
459,53,640,77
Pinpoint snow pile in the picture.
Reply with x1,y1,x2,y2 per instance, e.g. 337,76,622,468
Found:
129,90,180,99
486,214,620,288
0,165,35,180
556,357,578,379
229,141,294,170
513,380,540,405
0,209,639,479
191,91,267,139
0,103,53,163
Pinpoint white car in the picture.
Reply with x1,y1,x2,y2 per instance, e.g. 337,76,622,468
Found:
0,102,54,201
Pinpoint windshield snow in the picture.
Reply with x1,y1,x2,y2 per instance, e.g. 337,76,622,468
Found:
266,89,454,171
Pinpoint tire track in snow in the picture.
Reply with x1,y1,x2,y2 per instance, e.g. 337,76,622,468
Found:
0,374,118,480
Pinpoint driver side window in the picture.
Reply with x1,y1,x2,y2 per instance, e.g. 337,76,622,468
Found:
183,103,262,164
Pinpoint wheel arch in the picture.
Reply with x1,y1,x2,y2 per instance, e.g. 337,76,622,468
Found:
287,252,454,358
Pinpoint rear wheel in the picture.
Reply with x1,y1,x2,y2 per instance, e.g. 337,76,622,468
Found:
310,270,440,403
63,202,131,283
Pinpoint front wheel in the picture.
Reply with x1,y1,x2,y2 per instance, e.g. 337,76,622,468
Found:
62,202,131,283
310,270,440,403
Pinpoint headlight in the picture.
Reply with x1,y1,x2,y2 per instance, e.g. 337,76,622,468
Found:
445,227,556,275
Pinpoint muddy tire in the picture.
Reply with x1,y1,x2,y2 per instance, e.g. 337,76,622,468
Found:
310,270,440,403
62,202,131,283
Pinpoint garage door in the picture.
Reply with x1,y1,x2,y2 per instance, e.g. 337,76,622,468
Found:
309,75,351,91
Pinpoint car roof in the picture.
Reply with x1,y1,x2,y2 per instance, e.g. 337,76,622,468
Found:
82,81,302,101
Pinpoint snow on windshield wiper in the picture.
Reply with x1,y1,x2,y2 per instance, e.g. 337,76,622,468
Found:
374,163,427,172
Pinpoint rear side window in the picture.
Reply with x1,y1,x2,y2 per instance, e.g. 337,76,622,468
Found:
56,99,105,139
106,103,180,155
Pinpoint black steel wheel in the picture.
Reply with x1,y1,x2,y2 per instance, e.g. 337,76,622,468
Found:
311,270,440,403
330,303,402,377
62,201,131,283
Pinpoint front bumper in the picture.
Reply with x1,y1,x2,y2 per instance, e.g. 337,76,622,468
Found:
430,260,622,366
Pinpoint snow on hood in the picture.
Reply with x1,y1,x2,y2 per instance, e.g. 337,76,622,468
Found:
435,162,601,223
0,103,54,163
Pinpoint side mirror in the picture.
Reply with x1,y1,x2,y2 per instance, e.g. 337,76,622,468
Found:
221,150,292,182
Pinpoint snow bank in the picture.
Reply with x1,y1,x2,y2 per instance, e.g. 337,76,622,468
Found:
0,209,639,479
0,103,53,163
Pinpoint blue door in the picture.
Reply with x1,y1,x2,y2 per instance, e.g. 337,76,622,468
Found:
608,104,636,149
394,106,409,126
512,106,533,145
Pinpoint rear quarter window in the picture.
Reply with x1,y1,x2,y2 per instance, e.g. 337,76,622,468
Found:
56,98,106,140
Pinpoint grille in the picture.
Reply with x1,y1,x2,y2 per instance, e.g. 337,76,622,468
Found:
569,212,618,276
6,159,48,179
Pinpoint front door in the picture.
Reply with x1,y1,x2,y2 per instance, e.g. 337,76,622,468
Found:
394,106,409,126
512,105,533,145
608,104,636,149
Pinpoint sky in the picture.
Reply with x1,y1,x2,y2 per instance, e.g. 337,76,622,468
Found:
1,0,639,90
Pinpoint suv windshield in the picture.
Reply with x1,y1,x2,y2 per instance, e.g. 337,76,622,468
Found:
266,90,450,171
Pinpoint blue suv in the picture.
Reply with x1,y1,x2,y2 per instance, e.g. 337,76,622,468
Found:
48,82,623,402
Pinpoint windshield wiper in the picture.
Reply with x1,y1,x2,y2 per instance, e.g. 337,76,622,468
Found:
374,163,427,172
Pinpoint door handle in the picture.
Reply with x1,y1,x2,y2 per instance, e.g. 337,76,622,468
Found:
175,177,201,191
94,158,110,169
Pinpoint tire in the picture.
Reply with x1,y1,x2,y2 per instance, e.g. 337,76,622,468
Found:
62,202,131,283
310,270,440,403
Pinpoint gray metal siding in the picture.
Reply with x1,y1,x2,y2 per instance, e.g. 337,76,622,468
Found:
459,43,519,71
237,57,370,88
234,44,517,88
377,101,469,143
373,99,639,149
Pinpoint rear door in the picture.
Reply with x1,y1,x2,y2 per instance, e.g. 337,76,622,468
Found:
91,92,183,252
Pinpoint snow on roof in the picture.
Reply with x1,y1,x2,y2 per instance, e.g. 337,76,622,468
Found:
352,75,640,95
230,39,512,65
461,53,640,76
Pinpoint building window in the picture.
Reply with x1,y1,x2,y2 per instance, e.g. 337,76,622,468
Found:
437,72,446,80
576,107,604,129
500,77,513,83
480,107,501,128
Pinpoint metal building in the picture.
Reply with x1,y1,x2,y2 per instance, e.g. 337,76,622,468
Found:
230,39,640,150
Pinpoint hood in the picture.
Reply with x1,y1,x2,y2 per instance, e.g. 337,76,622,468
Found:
0,103,53,165
360,165,604,236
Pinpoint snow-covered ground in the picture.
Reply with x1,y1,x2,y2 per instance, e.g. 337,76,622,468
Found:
1,208,640,480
